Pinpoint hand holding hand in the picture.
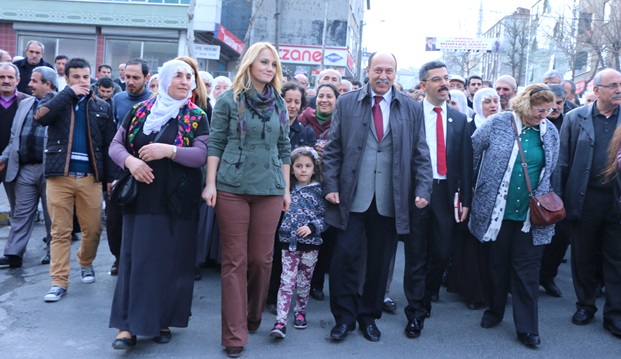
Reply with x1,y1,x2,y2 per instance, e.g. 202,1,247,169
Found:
325,192,340,204
125,156,154,184
415,196,428,209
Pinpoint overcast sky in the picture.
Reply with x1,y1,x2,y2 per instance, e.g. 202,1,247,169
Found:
363,0,566,70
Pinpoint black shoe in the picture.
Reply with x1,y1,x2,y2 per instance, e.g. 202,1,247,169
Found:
225,346,243,358
540,280,562,297
41,254,51,265
480,311,502,329
359,322,381,342
383,298,397,313
110,261,119,276
466,300,481,310
330,323,355,341
603,318,621,337
405,318,425,338
153,329,171,344
572,309,594,325
0,255,22,268
310,287,324,301
517,332,540,347
112,335,137,349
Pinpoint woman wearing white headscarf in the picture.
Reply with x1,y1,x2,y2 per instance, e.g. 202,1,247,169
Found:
108,60,209,349
472,88,501,129
449,89,474,117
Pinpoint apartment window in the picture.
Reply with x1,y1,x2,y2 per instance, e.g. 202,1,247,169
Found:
105,38,178,76
17,34,97,67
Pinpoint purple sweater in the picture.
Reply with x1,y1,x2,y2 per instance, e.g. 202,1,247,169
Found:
109,126,208,169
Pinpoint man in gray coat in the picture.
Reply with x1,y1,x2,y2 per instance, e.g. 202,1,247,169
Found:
0,66,55,268
556,68,621,337
322,52,432,342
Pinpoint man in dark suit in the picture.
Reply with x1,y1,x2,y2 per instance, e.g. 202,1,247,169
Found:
425,37,438,51
322,52,432,342
403,60,472,338
0,66,56,268
556,68,621,337
13,40,54,95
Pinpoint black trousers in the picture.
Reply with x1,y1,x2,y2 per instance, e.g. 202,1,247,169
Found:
310,226,336,291
404,206,430,320
571,188,621,320
484,220,544,334
424,180,455,299
539,219,570,283
329,200,398,326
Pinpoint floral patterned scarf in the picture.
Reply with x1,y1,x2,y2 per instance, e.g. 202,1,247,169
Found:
126,97,203,153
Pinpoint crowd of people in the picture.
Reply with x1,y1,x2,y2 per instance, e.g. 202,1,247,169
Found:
0,39,621,358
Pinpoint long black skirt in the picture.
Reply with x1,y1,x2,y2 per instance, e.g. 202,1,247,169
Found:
109,213,197,337
196,202,221,264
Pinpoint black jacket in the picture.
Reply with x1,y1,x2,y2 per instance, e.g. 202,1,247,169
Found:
35,86,116,184
443,106,473,210
554,103,621,220
14,57,55,95
289,119,316,149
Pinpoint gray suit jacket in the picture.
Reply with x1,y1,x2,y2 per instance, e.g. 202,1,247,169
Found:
0,97,37,182
322,85,433,235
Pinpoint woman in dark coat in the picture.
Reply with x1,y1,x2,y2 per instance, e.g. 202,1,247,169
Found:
108,59,209,349
447,88,500,309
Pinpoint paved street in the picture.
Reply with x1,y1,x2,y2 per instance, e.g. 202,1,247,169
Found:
0,184,620,358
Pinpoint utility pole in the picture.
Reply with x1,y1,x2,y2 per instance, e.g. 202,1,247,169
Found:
320,0,328,70
186,0,196,58
274,0,280,52
356,20,364,81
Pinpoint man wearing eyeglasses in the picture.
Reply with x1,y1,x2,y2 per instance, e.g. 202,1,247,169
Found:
555,68,621,338
402,61,472,337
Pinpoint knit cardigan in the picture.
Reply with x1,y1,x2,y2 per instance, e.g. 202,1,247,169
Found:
468,111,559,245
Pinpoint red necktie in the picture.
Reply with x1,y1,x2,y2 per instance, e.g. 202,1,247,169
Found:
373,96,384,141
434,107,447,176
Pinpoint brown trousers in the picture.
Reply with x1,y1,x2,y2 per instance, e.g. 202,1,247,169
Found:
47,175,103,289
216,191,283,347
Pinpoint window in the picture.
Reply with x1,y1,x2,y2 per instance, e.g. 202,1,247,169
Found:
105,38,178,76
17,34,97,67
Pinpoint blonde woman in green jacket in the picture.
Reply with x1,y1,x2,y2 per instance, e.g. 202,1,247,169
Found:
202,42,291,358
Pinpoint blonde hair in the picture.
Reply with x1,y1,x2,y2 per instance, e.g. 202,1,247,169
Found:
232,42,283,102
175,56,208,110
510,83,554,117
603,125,621,182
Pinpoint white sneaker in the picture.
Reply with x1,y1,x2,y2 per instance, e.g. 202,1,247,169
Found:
81,266,96,284
44,286,67,302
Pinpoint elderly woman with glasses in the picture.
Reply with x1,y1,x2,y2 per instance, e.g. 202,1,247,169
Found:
468,84,559,347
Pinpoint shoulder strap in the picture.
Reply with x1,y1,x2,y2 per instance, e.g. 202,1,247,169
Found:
511,119,534,196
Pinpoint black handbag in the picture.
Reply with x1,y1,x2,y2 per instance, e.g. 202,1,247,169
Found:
111,171,138,206
110,120,170,206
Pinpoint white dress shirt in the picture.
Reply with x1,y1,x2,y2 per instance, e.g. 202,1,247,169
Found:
370,87,392,136
423,99,448,180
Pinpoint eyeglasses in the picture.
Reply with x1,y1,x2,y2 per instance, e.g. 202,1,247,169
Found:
597,83,621,90
422,75,450,83
533,107,553,115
